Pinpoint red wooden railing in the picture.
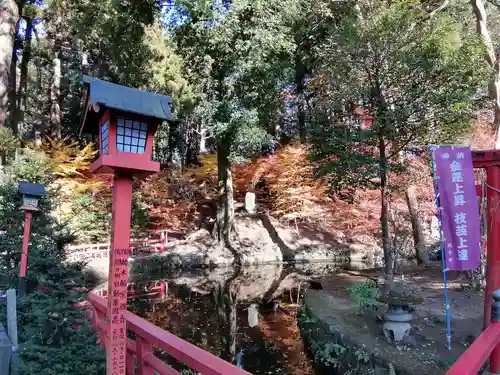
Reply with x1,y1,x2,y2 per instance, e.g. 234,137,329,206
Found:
446,323,500,375
446,291,500,375
88,293,252,375
68,238,166,254
66,238,167,264
66,229,175,264
93,280,168,301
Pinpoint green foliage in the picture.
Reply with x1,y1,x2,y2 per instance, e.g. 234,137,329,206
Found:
60,188,150,244
348,280,380,311
317,342,347,368
131,190,150,238
173,0,296,159
63,195,111,243
0,147,105,375
0,127,19,163
0,149,59,280
309,0,488,191
64,0,156,88
5,148,52,185
13,286,105,375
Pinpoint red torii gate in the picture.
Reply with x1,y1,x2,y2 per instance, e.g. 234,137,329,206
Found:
447,150,500,374
472,150,500,330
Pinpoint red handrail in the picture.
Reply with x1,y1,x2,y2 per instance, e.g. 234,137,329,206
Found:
67,238,165,252
446,322,500,375
88,292,252,375
93,280,167,301
66,239,166,263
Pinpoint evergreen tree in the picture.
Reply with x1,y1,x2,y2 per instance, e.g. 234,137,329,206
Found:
309,0,488,288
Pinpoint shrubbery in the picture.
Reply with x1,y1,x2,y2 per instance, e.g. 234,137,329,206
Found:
0,148,105,375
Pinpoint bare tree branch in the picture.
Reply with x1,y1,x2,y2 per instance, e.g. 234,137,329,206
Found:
486,0,500,8
408,0,450,31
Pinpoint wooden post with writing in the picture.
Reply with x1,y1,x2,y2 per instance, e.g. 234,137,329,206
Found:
106,174,133,375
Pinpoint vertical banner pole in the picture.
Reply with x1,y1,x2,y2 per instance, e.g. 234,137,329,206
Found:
429,145,452,350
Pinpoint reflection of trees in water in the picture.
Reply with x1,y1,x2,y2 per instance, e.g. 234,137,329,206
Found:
130,284,226,372
212,267,240,364
126,262,341,373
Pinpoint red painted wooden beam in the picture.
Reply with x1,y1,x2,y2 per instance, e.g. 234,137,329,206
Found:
446,323,500,375
472,150,500,168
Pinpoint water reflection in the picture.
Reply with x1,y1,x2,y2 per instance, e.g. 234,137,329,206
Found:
95,262,341,374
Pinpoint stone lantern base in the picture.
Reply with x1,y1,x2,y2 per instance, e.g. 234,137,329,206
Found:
383,308,412,343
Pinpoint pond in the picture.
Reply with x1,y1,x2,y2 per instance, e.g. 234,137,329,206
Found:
97,262,342,375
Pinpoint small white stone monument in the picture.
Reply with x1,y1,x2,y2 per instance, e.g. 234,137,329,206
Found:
245,191,256,214
247,303,259,327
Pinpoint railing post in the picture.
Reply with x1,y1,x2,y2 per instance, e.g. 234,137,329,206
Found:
490,289,500,374
136,336,154,375
126,349,135,375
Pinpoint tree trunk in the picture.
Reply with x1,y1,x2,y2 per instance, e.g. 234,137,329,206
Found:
16,17,33,132
405,186,429,265
470,0,500,147
167,120,183,167
0,0,20,130
491,63,500,148
379,136,394,291
224,284,237,363
185,121,202,166
214,146,235,244
8,40,18,134
50,48,61,139
295,52,307,144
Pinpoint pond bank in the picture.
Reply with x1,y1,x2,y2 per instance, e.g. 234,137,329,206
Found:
71,215,387,280
299,290,423,375
298,268,484,375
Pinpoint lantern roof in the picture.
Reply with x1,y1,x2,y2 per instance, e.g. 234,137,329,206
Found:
80,75,173,135
18,181,46,197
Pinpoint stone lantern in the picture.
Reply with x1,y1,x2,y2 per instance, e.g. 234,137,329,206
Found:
379,282,422,344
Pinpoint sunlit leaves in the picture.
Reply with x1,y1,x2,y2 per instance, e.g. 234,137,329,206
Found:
309,0,488,192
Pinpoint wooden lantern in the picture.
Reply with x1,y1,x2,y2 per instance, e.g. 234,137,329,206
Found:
79,75,173,176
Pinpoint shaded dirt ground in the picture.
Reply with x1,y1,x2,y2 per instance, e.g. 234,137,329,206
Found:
319,264,484,372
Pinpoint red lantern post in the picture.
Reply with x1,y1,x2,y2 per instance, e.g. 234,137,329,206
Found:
106,175,133,374
19,211,31,294
80,75,172,375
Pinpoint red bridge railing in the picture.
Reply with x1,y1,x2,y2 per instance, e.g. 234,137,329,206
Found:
88,292,252,375
447,290,500,375
93,280,168,301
